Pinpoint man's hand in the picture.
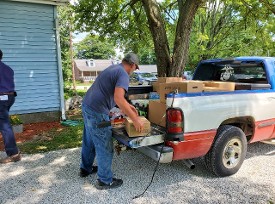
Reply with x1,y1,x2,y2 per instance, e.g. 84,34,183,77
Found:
132,117,144,132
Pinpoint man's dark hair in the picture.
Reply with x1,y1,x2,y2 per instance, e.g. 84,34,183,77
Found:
0,49,2,60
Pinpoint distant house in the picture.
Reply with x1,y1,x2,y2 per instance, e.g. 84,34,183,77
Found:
74,59,157,82
0,0,67,123
138,65,158,73
74,59,120,82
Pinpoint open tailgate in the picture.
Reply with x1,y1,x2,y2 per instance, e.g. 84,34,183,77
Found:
112,124,165,148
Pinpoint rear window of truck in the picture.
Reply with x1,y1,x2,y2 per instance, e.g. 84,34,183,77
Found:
193,61,267,84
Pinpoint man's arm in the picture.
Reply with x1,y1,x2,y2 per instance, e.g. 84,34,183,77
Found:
114,87,144,132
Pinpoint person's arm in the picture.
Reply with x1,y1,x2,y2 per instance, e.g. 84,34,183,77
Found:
114,87,144,132
129,104,138,116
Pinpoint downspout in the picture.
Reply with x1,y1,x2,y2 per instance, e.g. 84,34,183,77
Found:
54,6,66,120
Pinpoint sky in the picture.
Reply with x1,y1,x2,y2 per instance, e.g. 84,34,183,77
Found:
72,32,123,58
72,32,88,43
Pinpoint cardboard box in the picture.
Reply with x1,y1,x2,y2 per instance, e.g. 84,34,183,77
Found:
152,81,160,92
125,116,151,137
203,87,229,92
148,100,167,127
158,77,183,83
203,81,235,91
159,81,203,103
153,77,183,92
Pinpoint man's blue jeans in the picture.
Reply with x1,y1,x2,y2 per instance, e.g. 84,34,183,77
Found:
0,95,19,156
80,104,114,184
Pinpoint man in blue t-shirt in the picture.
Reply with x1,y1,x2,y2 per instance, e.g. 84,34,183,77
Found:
80,53,144,190
0,49,21,164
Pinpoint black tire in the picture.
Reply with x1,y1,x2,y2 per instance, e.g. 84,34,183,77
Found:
204,125,247,177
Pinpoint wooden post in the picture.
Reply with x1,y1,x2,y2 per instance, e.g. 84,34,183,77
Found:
69,31,76,91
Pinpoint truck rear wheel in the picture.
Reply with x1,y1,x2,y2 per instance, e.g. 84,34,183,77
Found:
204,125,247,177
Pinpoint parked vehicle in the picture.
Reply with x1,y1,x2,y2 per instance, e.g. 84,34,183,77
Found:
152,72,158,78
182,71,193,80
130,71,158,85
114,57,275,177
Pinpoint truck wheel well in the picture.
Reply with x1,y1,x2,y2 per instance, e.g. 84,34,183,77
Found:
220,117,254,141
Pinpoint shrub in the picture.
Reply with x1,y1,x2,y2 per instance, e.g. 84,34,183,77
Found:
10,115,23,125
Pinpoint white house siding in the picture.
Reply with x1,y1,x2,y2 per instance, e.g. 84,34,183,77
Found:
0,0,61,115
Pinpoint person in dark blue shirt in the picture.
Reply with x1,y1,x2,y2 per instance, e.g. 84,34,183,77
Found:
0,49,21,163
80,53,144,190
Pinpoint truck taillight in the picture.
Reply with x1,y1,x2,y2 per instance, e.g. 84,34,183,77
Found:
166,108,184,141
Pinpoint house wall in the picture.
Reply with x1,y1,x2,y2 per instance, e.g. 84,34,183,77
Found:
83,71,97,77
0,0,62,122
8,0,68,5
74,65,80,80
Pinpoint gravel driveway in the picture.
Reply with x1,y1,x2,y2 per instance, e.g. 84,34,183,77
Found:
0,142,274,204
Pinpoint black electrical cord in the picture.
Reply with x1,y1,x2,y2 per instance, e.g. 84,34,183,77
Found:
133,91,177,199
133,143,165,199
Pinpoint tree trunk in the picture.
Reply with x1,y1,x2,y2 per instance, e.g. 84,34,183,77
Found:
171,0,204,76
141,0,171,77
142,0,203,77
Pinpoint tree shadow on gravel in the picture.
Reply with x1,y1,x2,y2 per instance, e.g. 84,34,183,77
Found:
245,142,275,158
0,145,274,204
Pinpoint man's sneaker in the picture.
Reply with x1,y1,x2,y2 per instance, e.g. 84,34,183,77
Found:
95,178,123,190
79,166,98,177
0,152,21,164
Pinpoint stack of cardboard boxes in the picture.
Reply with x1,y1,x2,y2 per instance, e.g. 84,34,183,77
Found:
149,77,204,127
148,78,236,127
124,77,235,137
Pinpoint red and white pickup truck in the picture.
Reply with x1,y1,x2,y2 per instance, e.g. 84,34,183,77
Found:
113,57,275,177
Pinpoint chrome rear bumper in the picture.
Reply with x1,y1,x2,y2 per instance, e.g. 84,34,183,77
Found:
137,144,173,163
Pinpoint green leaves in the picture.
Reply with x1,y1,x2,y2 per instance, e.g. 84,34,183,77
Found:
73,0,152,54
10,115,23,125
75,35,116,59
70,0,274,76
187,0,275,70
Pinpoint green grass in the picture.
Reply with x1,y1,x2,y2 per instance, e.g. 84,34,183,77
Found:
64,88,88,99
75,89,86,97
18,124,84,154
75,80,93,85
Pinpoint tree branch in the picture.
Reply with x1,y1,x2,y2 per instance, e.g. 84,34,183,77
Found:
106,0,140,27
